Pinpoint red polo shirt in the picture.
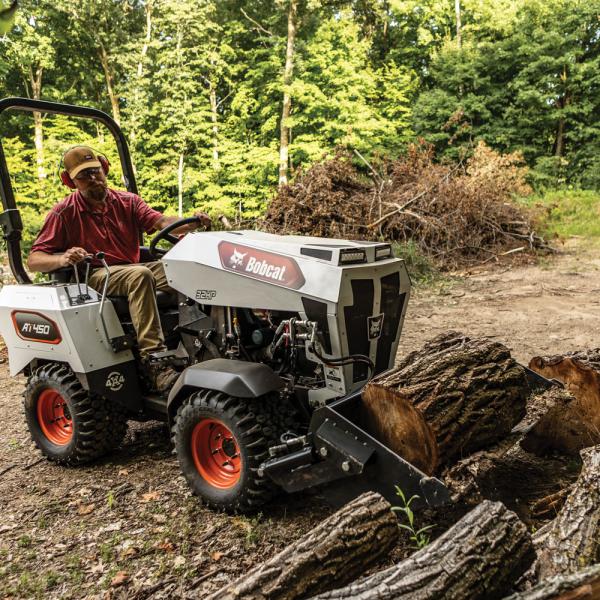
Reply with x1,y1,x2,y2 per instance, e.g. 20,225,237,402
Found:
31,189,162,266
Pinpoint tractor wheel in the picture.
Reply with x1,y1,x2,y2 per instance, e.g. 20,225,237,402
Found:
172,389,283,512
23,363,127,465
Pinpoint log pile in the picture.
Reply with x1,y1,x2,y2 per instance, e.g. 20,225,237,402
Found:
205,333,600,600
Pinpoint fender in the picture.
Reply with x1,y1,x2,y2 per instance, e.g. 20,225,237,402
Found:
167,358,284,420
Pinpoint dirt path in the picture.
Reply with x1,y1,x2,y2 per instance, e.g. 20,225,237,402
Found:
1,244,599,599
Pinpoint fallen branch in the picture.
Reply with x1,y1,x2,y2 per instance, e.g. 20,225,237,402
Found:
502,564,600,600
536,445,600,579
311,500,534,600
207,491,399,600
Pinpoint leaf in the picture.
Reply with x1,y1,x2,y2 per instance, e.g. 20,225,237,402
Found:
77,503,95,516
110,571,129,587
211,551,224,561
154,541,175,552
141,491,160,503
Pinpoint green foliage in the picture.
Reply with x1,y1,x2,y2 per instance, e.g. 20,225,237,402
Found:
520,190,600,239
392,486,434,549
0,0,597,255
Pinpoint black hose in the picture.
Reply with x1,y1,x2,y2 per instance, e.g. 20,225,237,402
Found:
310,342,375,382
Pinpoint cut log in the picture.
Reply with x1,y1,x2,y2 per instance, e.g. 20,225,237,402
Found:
206,491,399,600
310,500,535,600
536,445,600,579
368,331,529,467
502,564,600,600
442,436,579,523
528,352,600,451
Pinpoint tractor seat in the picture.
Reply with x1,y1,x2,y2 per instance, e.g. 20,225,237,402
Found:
108,291,177,318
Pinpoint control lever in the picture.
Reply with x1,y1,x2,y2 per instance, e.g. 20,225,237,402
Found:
72,255,94,304
96,252,112,346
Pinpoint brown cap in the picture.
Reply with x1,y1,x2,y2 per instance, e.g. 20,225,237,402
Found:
63,146,102,178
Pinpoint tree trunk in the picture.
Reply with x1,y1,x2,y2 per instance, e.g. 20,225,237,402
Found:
369,331,529,468
178,152,184,217
99,42,121,125
502,564,600,600
29,65,46,185
207,491,398,600
528,351,600,450
311,500,535,600
536,445,600,579
129,0,153,156
209,77,220,171
455,0,462,49
278,0,297,187
443,434,579,523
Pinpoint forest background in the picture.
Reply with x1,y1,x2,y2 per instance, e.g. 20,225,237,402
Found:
0,0,599,251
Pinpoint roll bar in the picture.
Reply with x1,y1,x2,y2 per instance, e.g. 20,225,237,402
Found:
0,97,138,284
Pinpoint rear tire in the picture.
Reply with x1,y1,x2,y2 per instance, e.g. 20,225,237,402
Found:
23,363,127,465
172,389,281,512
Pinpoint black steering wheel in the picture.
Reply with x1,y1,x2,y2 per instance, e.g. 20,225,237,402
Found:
148,216,208,259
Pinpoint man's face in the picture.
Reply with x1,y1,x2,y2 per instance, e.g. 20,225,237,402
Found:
73,167,108,203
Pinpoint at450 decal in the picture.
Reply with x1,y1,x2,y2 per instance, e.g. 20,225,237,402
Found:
11,311,62,344
218,241,306,289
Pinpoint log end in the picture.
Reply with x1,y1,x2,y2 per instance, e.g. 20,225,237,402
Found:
362,383,438,475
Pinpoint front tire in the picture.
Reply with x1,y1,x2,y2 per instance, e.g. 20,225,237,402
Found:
172,389,280,512
24,363,127,465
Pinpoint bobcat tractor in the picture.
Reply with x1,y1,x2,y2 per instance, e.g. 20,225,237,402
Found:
0,97,449,511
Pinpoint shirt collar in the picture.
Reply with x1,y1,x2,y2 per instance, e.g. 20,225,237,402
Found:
73,188,113,214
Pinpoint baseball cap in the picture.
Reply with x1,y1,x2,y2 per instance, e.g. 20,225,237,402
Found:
63,146,102,178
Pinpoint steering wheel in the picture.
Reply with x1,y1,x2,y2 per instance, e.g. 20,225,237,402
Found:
148,216,208,259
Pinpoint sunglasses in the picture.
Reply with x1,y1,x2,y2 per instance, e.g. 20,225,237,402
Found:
74,167,102,180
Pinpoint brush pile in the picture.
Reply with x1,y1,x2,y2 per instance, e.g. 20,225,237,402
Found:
264,141,550,269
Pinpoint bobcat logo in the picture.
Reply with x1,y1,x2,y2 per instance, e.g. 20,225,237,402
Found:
368,313,384,340
229,248,247,269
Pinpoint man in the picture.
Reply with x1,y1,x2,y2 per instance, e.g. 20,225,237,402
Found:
27,145,210,393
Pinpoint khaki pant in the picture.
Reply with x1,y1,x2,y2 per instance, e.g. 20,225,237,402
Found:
89,261,173,358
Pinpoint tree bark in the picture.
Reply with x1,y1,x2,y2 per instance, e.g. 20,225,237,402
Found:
443,434,579,523
311,500,535,600
207,491,398,600
528,351,600,451
536,445,600,579
502,564,600,600
98,42,120,125
178,152,184,217
29,65,46,185
278,0,297,187
209,75,220,171
369,331,529,468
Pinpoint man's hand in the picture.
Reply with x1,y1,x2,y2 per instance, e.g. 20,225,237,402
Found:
192,211,211,230
60,247,88,267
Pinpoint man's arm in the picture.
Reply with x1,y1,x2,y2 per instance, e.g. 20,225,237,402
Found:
27,247,88,273
153,211,211,235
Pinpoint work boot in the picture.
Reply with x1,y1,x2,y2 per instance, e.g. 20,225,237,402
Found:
144,361,179,394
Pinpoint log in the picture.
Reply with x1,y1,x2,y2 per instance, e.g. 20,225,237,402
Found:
502,564,600,600
369,331,529,468
206,491,399,600
442,436,578,523
310,500,535,600
536,445,600,579
528,352,600,451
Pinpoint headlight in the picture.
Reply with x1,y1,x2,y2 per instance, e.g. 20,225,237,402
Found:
375,245,392,260
339,249,367,264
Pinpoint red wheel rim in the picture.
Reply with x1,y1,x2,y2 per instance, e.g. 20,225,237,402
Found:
36,389,73,446
191,419,241,489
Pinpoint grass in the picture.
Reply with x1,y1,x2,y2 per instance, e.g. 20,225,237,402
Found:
519,189,600,240
392,240,439,285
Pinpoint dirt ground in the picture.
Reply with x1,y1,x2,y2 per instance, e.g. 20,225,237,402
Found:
1,243,599,599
